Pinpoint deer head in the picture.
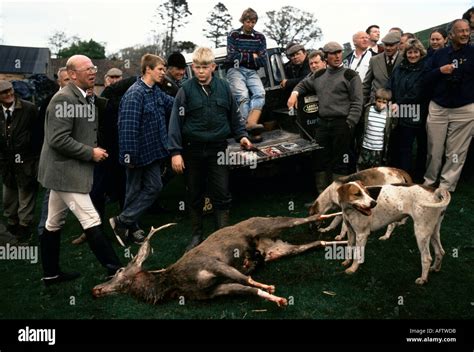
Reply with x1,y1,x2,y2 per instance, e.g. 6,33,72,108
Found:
92,223,176,298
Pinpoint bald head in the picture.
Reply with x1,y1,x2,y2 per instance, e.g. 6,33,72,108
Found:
66,55,97,90
66,55,91,71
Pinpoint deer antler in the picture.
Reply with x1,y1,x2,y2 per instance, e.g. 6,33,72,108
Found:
146,223,177,241
132,223,177,269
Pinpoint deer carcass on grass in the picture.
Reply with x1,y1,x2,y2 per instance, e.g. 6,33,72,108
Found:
92,214,345,306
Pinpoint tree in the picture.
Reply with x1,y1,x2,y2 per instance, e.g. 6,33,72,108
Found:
154,0,192,56
58,39,106,59
203,2,232,48
175,40,197,53
110,44,163,62
263,6,323,48
47,30,71,56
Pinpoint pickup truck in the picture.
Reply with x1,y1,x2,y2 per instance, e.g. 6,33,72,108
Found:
185,47,322,170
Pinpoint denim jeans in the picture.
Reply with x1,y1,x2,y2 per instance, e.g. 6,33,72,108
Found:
227,67,265,121
118,160,163,226
183,141,231,212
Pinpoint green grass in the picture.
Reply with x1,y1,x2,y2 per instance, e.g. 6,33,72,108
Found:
1,158,473,320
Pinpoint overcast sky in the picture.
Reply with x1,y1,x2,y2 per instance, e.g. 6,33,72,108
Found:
0,0,472,55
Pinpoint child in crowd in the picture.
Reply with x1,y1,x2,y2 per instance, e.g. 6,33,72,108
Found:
357,88,393,171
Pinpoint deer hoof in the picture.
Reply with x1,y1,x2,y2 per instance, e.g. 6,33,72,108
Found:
341,259,351,267
345,267,357,275
415,277,427,285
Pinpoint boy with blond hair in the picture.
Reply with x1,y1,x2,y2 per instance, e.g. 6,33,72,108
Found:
168,47,252,251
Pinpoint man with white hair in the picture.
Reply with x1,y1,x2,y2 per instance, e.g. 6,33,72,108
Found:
344,31,374,82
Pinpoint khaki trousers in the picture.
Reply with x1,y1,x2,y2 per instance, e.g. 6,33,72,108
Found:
424,101,474,191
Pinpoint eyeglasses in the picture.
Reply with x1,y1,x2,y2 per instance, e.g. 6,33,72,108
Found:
0,89,14,96
73,66,98,74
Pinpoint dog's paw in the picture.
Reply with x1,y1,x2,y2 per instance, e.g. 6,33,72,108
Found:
415,277,427,285
334,234,346,241
345,267,357,275
429,265,441,272
378,235,390,240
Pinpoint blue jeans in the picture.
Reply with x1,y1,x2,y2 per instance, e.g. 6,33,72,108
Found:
227,67,265,121
118,160,163,226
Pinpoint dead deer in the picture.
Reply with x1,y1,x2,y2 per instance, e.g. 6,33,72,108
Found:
92,214,345,306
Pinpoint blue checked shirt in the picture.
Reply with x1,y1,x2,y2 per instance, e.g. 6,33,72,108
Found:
118,77,174,167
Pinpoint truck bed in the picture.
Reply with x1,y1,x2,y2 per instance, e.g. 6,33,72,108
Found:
226,129,322,169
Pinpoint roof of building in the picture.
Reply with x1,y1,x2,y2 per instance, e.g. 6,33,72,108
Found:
0,45,51,74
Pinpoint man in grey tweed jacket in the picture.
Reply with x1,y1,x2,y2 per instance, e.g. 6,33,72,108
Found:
38,54,122,285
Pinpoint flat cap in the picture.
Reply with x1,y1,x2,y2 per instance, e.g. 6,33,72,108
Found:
105,68,123,77
0,80,13,92
322,41,343,53
286,42,305,56
382,31,401,44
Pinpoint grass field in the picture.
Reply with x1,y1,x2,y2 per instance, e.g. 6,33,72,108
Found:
1,157,473,320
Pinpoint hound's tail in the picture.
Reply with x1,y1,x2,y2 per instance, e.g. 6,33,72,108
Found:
420,188,451,208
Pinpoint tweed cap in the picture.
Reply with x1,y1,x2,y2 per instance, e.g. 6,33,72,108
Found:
382,31,401,44
322,41,343,53
0,80,13,92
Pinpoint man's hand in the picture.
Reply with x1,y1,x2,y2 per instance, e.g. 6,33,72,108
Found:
171,154,185,174
280,79,288,88
287,92,299,109
240,137,253,150
92,147,108,162
253,53,258,59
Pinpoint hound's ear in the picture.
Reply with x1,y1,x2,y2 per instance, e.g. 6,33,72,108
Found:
366,186,382,201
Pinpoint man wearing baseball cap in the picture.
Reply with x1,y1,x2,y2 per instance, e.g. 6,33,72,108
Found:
287,41,363,194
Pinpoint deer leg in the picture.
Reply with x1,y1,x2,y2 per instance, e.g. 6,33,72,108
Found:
210,283,287,307
258,238,324,262
210,261,276,294
319,215,342,234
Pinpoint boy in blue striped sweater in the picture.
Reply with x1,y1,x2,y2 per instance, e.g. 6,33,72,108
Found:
226,8,267,143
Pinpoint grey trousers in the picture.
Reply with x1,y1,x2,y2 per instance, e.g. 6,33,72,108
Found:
424,101,474,192
3,184,38,227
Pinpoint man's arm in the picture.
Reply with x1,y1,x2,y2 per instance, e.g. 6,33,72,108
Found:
118,90,142,166
254,33,267,68
168,89,187,174
347,72,363,128
362,57,375,104
227,31,245,66
168,89,186,156
46,95,93,161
